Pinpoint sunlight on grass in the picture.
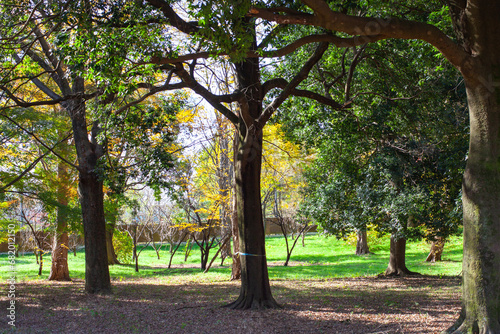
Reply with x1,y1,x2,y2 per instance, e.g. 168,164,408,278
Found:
1,234,462,283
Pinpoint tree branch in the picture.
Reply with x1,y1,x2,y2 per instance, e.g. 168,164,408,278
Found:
113,80,188,115
0,133,73,192
258,42,330,127
263,77,344,110
0,85,101,109
174,64,240,124
0,113,78,170
250,1,473,77
145,34,381,65
145,0,200,35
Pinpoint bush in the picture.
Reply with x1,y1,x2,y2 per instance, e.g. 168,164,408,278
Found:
113,230,133,264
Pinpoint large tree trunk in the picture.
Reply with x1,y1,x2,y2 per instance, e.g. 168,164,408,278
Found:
445,3,500,333
447,72,500,334
69,80,111,294
225,52,278,309
384,234,416,276
48,230,70,281
355,229,371,255
78,170,112,292
227,124,277,309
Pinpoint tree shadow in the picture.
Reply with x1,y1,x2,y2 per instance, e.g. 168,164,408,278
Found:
13,276,461,334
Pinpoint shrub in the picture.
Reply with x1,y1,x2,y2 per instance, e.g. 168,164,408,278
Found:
113,230,133,264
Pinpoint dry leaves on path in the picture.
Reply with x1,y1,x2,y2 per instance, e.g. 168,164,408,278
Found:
1,276,461,334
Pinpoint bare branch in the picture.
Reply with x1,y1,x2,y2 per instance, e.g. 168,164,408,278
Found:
0,84,101,109
113,80,188,115
0,133,73,192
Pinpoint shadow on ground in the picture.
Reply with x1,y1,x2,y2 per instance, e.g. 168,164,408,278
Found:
1,276,461,334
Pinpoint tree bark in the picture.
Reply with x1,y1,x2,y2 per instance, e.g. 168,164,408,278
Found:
49,151,71,281
218,122,232,265
225,51,278,309
230,134,241,281
444,3,500,332
447,76,500,334
426,237,445,262
106,224,120,265
355,229,371,255
78,171,112,291
69,79,111,294
384,234,416,276
48,231,70,281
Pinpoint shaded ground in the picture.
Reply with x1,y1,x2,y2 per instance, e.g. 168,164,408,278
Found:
1,276,461,334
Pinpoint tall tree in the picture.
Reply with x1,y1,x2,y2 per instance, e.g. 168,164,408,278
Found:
0,1,112,293
1,99,79,280
127,0,343,308
0,1,182,293
248,1,500,331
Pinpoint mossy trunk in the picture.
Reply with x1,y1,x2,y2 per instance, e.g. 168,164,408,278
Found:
447,76,500,334
445,3,500,332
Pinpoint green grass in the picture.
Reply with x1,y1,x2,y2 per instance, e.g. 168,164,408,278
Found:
0,234,463,282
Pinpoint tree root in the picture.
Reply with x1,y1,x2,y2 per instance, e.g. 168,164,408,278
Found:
224,295,281,310
443,308,500,334
383,268,420,277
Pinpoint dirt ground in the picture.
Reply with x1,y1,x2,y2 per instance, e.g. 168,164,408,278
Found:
1,275,461,334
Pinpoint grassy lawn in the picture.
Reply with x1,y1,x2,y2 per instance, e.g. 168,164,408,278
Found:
1,233,463,283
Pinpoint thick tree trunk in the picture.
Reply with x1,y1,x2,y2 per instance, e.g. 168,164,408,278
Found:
445,3,500,333
384,234,416,276
355,229,371,255
225,54,278,309
69,82,111,294
79,171,112,292
49,230,71,281
226,126,277,309
447,73,500,334
426,236,444,262
49,231,70,281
